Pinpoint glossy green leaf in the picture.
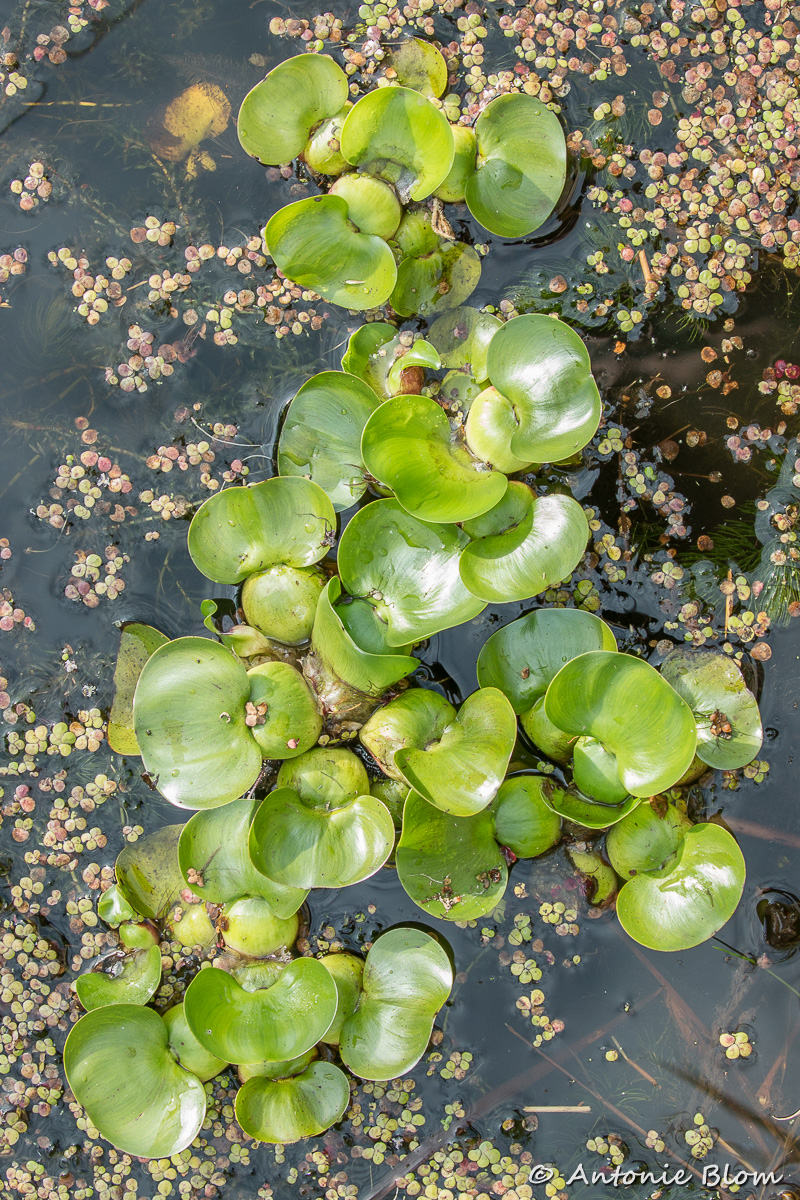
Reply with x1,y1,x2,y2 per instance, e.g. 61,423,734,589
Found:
220,897,299,957
434,125,477,203
428,305,502,381
476,608,617,714
338,499,485,645
463,386,535,474
464,94,566,237
460,486,589,603
63,1005,206,1159
237,54,348,165
329,172,402,238
163,1003,228,1082
361,687,454,781
660,648,763,770
184,960,337,1064
266,195,397,311
482,314,602,464
537,776,641,829
241,565,325,645
188,476,335,585
318,953,364,1044
246,661,322,759
238,1048,317,1082
391,240,482,319
307,577,418,700
169,902,216,950
178,799,306,916
75,945,162,1011
304,104,351,175
97,884,137,927
616,824,746,951
492,775,562,858
605,801,693,880
519,696,575,763
108,623,169,755
235,1061,350,1143
249,786,394,888
571,737,629,804
385,38,448,98
115,824,185,919
400,688,516,815
133,638,263,809
397,792,507,920
339,927,452,1079
278,746,370,805
544,652,697,798
340,86,454,201
277,370,380,510
201,598,274,658
361,394,507,524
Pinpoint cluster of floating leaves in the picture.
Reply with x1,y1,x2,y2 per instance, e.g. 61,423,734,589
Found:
8,161,51,210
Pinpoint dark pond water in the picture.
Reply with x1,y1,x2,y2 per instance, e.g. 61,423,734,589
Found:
1,0,800,1197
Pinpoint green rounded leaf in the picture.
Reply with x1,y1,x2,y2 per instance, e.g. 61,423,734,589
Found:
428,305,501,381
492,776,562,858
241,565,325,645
464,93,566,237
341,322,441,398
221,897,299,957
537,777,641,830
476,608,617,714
246,661,322,759
318,953,364,1044
76,945,162,1011
133,638,263,809
178,799,306,916
398,688,516,815
236,1061,350,1143
188,476,335,585
278,746,370,805
338,499,485,645
391,240,482,319
361,687,453,781
304,104,351,175
434,125,477,203
616,824,746,951
606,801,693,880
361,394,507,524
237,54,348,165
249,786,395,888
329,173,402,238
163,1003,228,1082
385,38,448,98
397,792,507,920
340,87,454,201
544,652,697,798
463,386,535,474
308,576,418,699
184,960,337,1063
108,623,169,755
460,486,589,603
63,1005,206,1159
483,315,602,464
519,695,575,764
572,737,629,804
660,648,763,770
566,847,618,905
339,927,452,1079
115,824,185,920
97,885,137,928
277,370,380,510
265,195,397,311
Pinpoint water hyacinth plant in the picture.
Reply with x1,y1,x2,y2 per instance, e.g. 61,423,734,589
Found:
67,36,769,1159
238,44,568,313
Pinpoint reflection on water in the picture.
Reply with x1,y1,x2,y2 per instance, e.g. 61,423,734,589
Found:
0,0,799,1194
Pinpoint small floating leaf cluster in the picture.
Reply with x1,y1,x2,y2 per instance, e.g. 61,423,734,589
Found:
238,47,566,312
